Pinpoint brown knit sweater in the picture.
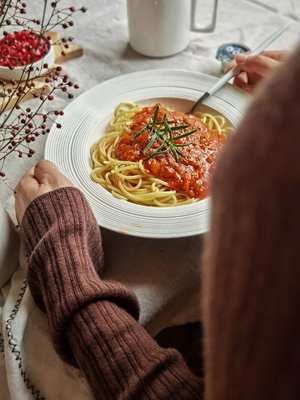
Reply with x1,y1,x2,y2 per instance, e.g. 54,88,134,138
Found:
203,46,300,400
21,187,204,399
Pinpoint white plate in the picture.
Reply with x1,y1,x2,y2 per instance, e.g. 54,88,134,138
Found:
45,69,251,238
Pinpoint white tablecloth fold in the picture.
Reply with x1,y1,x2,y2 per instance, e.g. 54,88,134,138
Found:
1,245,95,400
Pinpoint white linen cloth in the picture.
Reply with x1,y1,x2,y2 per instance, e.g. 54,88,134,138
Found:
0,0,299,398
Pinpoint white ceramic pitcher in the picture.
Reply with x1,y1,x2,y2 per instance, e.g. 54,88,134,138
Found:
127,0,218,57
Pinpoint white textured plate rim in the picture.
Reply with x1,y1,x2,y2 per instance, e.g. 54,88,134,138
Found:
45,69,251,238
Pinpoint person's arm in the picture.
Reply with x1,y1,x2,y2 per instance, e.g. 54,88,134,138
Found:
204,46,300,399
225,50,291,93
15,160,204,399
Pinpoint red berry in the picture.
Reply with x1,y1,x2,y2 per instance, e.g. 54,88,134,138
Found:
0,29,51,67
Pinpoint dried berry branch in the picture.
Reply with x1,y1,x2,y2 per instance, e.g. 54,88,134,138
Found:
0,0,86,178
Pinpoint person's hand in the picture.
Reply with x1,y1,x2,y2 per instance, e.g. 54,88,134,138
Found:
14,159,74,225
225,50,291,93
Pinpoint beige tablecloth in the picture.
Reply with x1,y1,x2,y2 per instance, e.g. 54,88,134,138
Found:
0,0,299,399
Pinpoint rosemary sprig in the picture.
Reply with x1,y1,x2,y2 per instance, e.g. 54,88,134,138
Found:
131,105,197,162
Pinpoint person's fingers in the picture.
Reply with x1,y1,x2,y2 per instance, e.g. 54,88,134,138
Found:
34,159,74,189
233,71,258,93
14,160,74,224
224,59,237,74
225,50,291,75
234,53,281,78
224,50,292,94
232,81,256,94
224,50,252,74
259,50,291,62
14,170,40,225
233,71,249,86
34,159,60,184
14,167,38,196
233,70,263,90
22,166,35,179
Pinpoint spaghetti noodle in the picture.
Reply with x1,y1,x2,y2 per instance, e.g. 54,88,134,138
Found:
90,102,233,207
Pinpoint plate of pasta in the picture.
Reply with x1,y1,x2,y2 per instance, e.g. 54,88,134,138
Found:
45,69,251,238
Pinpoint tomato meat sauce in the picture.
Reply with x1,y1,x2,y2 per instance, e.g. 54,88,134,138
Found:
115,104,226,199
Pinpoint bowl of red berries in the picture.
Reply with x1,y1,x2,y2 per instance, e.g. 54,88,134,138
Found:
0,29,55,81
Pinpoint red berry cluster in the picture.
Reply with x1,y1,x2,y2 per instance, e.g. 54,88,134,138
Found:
0,30,51,68
0,1,86,178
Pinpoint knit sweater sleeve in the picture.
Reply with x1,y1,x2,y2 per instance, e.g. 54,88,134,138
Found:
21,187,204,399
203,47,300,400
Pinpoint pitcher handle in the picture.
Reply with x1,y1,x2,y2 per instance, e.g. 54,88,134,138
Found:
191,0,218,32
